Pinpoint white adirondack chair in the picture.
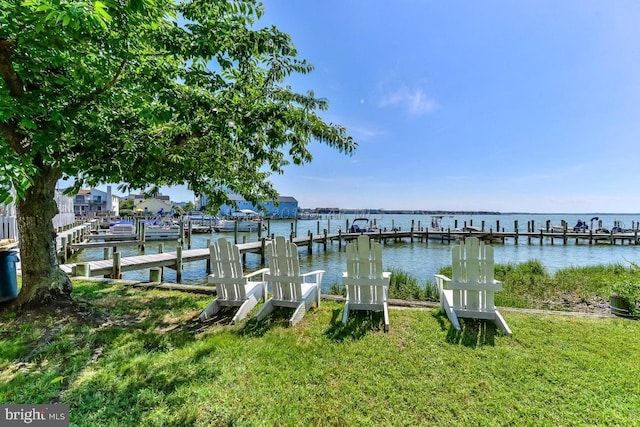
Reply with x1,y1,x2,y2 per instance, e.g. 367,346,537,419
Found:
199,237,269,323
434,237,511,334
255,236,324,327
342,235,391,331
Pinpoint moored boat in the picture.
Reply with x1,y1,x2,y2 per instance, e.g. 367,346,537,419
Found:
213,209,266,232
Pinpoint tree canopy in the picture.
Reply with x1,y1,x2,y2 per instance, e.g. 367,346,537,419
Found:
0,0,355,207
0,0,356,307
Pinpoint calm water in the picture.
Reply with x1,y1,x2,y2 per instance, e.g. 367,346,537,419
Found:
70,213,640,293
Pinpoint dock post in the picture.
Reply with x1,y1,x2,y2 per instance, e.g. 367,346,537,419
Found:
481,220,485,231
61,237,68,263
113,252,122,279
150,268,162,283
338,230,342,250
205,238,211,274
242,236,247,264
410,220,414,243
497,220,500,233
176,245,183,283
234,221,238,244
260,238,266,264
308,232,313,254
540,229,543,245
317,220,320,235
323,229,328,251
158,243,164,253
103,248,111,260
74,263,90,277
589,229,593,245
187,221,192,249
140,222,146,252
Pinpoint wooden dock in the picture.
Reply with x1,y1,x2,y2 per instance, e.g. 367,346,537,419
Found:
59,224,640,282
60,233,333,280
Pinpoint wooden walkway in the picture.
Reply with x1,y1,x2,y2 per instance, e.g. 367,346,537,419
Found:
334,228,640,246
60,234,332,279
59,226,640,281
60,248,211,277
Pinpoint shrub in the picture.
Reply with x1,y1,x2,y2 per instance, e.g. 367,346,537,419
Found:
388,269,438,302
610,262,640,317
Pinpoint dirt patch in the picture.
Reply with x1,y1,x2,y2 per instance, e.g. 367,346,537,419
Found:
0,296,108,326
536,292,611,316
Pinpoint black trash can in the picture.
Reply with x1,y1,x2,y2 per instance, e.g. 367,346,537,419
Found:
0,250,19,302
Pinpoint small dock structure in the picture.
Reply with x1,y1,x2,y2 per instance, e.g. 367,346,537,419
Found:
58,217,640,284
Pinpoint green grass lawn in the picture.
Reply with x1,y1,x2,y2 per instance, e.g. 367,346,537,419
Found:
1,280,639,426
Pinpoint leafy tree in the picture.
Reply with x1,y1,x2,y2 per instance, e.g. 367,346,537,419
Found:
119,198,134,211
183,201,195,213
0,0,355,308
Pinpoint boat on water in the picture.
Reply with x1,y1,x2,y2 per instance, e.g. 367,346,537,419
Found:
349,218,375,233
109,220,136,235
143,221,183,240
213,209,266,233
109,219,184,240
425,215,457,239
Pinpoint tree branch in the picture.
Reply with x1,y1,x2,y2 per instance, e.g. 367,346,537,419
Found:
0,38,25,97
64,59,128,112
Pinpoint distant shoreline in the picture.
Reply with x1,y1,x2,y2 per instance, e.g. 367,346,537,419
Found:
300,209,640,216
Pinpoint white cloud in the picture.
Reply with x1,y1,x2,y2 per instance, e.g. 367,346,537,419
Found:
348,124,384,141
378,86,439,115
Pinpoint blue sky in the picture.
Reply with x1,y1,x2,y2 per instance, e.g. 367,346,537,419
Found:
166,1,640,212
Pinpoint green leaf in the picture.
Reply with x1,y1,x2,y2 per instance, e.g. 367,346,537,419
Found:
19,118,37,130
50,376,65,384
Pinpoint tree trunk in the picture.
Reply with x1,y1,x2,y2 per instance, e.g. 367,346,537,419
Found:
13,165,72,307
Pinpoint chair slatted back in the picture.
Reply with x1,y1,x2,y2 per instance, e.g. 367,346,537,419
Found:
344,235,387,304
346,235,384,279
210,237,246,301
266,236,303,302
449,237,498,310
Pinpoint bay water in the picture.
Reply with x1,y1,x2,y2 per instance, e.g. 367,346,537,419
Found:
70,213,640,293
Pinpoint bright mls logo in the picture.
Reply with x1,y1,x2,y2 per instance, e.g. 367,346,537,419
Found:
1,405,69,426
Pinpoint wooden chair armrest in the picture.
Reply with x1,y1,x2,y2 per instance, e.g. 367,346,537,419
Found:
243,267,270,280
434,274,451,292
301,270,324,284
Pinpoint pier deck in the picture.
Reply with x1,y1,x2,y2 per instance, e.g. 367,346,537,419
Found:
60,227,640,281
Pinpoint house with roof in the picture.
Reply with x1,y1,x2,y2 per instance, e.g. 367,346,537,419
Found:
73,186,119,217
214,194,299,218
134,197,173,216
